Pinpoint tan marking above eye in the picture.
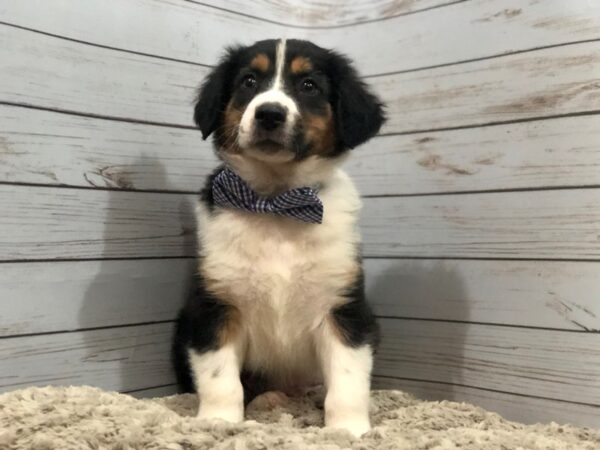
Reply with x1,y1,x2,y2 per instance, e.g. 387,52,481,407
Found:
250,53,270,72
290,56,313,74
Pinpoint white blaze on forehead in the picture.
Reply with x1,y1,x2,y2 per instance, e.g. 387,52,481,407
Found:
272,38,287,90
237,38,299,151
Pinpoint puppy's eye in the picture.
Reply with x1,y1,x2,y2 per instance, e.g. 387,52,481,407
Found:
300,78,318,94
241,74,257,89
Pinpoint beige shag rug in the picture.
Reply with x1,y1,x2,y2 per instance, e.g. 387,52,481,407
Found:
0,386,598,450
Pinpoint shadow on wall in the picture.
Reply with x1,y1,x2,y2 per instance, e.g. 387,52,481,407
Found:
368,260,469,401
78,156,197,393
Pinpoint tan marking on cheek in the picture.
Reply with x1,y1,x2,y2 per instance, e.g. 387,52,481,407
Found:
250,53,270,72
222,101,243,153
304,105,336,155
290,56,313,74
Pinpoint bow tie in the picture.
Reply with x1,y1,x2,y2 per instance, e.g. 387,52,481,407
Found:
212,167,324,224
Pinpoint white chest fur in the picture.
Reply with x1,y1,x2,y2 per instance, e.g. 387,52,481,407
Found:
196,169,362,386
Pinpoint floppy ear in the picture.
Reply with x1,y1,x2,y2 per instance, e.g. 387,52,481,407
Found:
194,46,244,140
330,52,386,150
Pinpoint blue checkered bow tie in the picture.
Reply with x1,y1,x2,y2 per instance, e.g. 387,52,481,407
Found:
212,167,324,224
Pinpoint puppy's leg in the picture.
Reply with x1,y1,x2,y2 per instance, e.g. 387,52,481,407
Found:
317,322,373,437
189,341,244,422
179,276,245,422
316,281,379,437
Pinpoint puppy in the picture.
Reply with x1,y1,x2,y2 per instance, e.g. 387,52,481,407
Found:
172,38,384,437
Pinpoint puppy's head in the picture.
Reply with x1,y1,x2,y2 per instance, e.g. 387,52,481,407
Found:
194,39,385,164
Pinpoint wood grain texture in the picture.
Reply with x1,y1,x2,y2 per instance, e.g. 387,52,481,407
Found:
0,323,174,393
3,23,598,133
365,258,600,331
2,186,600,261
317,0,600,75
373,377,600,428
2,0,599,75
0,185,197,260
2,257,598,338
347,114,600,196
199,0,451,26
0,259,193,337
0,25,203,126
376,40,600,134
0,106,216,191
361,188,600,259
126,384,179,399
375,318,600,405
3,106,599,196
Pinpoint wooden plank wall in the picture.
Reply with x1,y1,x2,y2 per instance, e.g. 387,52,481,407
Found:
0,0,599,427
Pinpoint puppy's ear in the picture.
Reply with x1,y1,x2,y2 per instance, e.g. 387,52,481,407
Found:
194,46,244,140
330,52,385,150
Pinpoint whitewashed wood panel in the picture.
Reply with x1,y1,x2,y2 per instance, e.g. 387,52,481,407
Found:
318,0,600,76
361,188,600,259
0,185,196,260
127,384,179,399
373,377,600,428
0,323,174,393
365,258,600,331
377,40,600,134
4,23,598,134
0,0,289,69
3,106,599,196
375,318,600,405
2,256,597,339
2,0,599,75
0,259,193,337
2,186,600,261
0,106,216,191
348,114,600,196
2,257,598,338
0,25,203,126
200,0,451,27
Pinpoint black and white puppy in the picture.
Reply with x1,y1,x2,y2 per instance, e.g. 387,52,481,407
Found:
172,38,384,437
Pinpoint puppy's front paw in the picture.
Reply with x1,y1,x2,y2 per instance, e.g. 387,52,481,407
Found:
326,416,371,437
197,404,244,423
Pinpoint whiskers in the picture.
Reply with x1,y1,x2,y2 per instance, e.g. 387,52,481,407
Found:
215,120,241,153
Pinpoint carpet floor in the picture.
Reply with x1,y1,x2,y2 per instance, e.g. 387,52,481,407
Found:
0,386,598,449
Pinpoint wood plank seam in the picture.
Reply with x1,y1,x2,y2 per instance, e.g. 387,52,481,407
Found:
0,320,176,341
363,37,600,78
3,313,597,345
0,20,214,69
3,105,600,144
182,0,468,30
121,383,178,394
373,316,599,334
3,177,600,199
3,255,600,266
373,375,600,408
0,101,197,131
2,21,599,81
378,110,600,137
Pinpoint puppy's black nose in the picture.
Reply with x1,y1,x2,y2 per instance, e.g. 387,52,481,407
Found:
255,103,287,131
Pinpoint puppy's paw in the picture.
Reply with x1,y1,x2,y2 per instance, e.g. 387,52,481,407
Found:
246,391,289,411
197,404,244,423
326,416,371,438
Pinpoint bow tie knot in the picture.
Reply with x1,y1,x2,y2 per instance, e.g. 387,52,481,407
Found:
212,168,324,224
